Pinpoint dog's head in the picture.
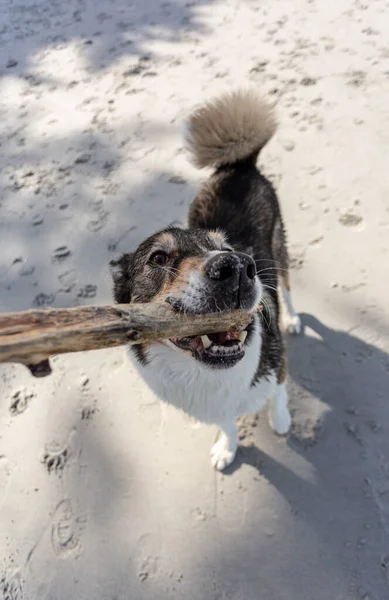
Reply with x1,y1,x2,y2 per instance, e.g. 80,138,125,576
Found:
110,227,262,369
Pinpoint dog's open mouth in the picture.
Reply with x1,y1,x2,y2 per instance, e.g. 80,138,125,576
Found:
170,329,248,368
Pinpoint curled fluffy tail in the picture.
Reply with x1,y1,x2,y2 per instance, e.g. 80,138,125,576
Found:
184,90,277,169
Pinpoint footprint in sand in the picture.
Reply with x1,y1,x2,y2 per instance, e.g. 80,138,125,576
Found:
33,293,55,307
52,246,72,263
0,570,24,600
78,375,97,420
9,388,35,416
339,209,364,229
0,456,12,510
51,499,84,558
58,269,77,293
41,442,69,475
77,284,97,299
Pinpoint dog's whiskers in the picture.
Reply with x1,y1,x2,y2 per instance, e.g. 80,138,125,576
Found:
263,283,279,294
260,297,272,331
252,257,284,266
256,266,289,274
155,264,180,279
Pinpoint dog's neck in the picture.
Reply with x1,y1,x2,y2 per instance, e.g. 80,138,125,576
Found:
128,314,263,425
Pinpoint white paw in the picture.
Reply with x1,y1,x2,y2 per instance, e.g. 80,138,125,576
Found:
283,314,301,335
210,437,237,471
269,408,292,436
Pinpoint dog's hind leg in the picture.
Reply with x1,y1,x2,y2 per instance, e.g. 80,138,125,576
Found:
272,217,301,334
268,353,292,435
268,382,292,434
210,422,239,471
280,272,301,335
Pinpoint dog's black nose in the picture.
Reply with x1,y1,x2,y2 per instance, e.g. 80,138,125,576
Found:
205,252,256,287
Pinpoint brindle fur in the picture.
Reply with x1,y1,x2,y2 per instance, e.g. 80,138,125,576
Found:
188,156,289,384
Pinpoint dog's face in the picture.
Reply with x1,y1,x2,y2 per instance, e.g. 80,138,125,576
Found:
110,227,262,369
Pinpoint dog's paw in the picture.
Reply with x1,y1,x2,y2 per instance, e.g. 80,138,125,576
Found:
283,314,301,335
210,437,237,471
269,408,292,436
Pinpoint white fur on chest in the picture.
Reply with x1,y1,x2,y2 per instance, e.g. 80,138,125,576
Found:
129,315,276,425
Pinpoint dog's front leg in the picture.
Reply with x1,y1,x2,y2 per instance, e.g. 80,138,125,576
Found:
210,422,239,471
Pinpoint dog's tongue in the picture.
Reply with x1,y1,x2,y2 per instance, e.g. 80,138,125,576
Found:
209,331,239,344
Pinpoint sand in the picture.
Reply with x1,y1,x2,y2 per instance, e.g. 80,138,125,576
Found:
1,0,389,598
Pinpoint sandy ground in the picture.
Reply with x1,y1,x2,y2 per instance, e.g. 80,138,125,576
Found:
1,0,389,598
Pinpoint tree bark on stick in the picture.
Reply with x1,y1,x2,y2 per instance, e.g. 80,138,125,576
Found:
0,303,253,377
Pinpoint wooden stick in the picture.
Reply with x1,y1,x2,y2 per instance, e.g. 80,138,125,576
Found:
0,303,253,377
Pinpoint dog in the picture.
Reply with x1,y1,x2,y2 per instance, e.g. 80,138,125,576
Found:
110,90,301,470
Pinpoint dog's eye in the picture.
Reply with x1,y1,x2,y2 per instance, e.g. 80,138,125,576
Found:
222,247,233,252
150,251,169,266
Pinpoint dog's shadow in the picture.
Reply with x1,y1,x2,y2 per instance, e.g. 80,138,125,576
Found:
224,312,389,533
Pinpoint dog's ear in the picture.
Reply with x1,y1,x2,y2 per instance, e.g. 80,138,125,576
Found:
109,253,134,304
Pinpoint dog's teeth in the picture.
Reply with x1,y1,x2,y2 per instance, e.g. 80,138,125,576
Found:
201,335,212,349
238,331,248,343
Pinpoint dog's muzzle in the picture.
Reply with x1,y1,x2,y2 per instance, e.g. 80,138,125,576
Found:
166,251,259,369
204,251,257,310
